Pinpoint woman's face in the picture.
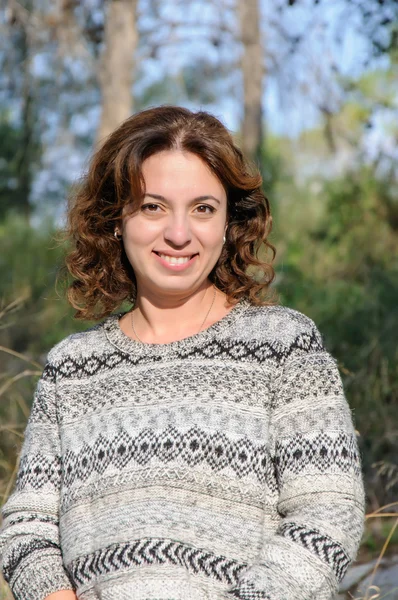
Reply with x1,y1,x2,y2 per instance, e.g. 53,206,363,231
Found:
122,150,228,299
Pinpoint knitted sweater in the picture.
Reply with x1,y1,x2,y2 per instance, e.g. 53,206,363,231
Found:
0,301,365,600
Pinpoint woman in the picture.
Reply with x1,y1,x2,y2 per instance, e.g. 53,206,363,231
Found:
0,106,365,600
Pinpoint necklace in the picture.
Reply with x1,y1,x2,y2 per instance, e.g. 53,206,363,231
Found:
131,286,217,344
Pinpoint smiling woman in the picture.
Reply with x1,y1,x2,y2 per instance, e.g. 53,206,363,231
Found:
118,150,229,343
0,106,365,600
63,106,276,332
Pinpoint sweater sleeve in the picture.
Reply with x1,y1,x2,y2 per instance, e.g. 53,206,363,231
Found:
0,361,75,600
228,323,366,600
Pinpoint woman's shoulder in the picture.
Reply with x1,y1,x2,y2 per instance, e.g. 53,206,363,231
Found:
240,302,320,334
46,317,113,365
235,302,325,355
251,303,316,326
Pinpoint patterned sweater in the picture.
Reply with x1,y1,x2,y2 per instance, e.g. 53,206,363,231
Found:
0,300,365,600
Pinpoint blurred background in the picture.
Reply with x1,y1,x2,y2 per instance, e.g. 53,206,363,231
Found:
0,0,397,597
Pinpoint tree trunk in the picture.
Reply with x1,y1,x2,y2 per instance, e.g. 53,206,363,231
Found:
96,0,138,145
238,0,264,165
14,0,36,224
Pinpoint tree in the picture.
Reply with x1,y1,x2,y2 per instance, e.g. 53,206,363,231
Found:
238,0,263,164
1,1,41,223
97,0,138,145
52,0,139,146
0,118,39,221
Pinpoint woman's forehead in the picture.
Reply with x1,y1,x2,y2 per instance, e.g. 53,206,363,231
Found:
141,151,226,195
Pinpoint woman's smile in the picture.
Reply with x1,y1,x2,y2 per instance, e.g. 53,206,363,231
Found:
153,251,198,270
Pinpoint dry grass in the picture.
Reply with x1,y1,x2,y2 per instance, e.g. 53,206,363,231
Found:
351,505,398,600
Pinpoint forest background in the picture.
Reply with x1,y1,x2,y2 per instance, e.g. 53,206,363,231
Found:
0,0,397,598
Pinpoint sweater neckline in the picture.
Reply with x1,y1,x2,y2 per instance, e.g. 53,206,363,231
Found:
103,298,250,355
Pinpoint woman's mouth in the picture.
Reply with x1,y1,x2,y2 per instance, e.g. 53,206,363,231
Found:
153,251,198,269
158,253,192,265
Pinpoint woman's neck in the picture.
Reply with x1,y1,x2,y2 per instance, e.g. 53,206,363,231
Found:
120,282,233,344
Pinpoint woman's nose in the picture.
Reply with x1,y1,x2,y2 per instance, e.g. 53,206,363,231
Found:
163,215,192,247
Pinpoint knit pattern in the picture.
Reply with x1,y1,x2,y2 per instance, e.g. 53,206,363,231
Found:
0,301,366,600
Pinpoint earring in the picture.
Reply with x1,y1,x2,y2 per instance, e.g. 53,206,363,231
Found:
114,230,122,240
223,225,228,244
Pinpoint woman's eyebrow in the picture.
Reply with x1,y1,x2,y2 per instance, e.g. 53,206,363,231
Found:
144,193,221,205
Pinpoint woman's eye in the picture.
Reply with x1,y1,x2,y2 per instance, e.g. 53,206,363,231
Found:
195,205,215,214
141,203,161,212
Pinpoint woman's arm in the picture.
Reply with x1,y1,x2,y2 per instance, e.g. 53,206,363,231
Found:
228,320,366,600
0,360,75,600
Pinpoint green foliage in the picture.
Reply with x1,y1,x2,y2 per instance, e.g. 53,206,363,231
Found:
362,517,398,555
275,165,398,505
259,139,289,198
0,214,81,354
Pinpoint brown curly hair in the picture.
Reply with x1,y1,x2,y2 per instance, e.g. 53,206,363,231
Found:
65,105,277,320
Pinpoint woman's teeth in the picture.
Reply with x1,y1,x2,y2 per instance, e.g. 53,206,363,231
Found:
159,254,192,265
